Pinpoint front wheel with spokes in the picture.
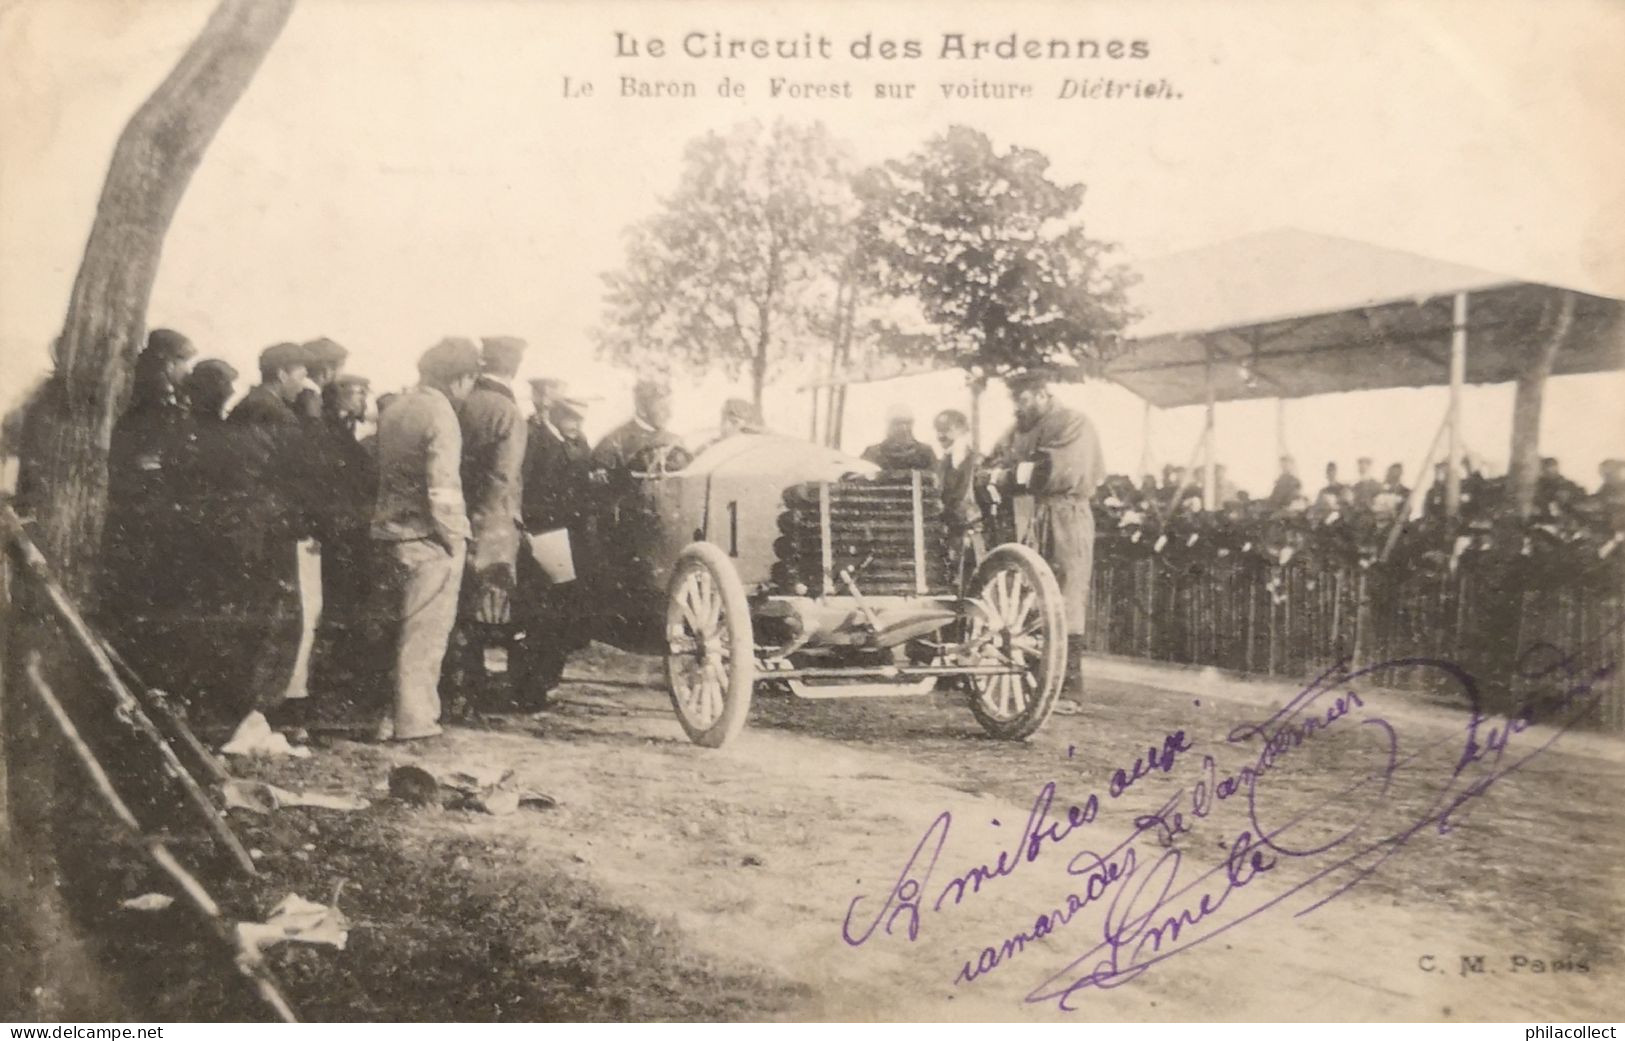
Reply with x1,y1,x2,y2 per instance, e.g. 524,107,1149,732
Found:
963,543,1068,740
664,542,755,747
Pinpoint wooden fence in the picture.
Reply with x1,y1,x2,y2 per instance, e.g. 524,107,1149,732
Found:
1081,537,1625,732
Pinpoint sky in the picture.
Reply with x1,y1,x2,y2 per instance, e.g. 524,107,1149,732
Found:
2,0,1622,496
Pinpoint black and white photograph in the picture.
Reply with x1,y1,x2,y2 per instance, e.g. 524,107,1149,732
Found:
1,0,1622,1025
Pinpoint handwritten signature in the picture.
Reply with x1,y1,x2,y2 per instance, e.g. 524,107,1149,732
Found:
840,625,1618,1011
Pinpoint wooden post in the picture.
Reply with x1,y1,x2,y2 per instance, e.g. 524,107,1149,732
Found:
1139,399,1154,481
1275,398,1288,463
23,657,298,1023
1380,411,1451,561
1445,291,1468,520
1203,354,1218,509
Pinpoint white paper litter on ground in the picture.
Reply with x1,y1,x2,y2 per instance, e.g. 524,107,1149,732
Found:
235,893,350,956
221,711,312,759
221,778,369,813
120,893,175,911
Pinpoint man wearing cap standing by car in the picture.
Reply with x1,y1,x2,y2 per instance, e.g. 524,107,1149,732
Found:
516,380,601,703
371,337,481,741
985,370,1106,710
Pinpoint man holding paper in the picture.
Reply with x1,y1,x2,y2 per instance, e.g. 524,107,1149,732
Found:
517,380,602,701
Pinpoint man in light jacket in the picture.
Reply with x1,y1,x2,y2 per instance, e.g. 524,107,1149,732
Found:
370,338,480,741
448,335,528,705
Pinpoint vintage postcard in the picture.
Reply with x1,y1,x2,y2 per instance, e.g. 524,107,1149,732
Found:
1,0,1622,1025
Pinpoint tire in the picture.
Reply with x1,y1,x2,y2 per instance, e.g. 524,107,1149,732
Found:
963,543,1068,740
664,542,755,747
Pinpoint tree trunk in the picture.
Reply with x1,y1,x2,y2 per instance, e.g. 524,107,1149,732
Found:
22,0,297,604
5,0,295,1015
1507,291,1577,519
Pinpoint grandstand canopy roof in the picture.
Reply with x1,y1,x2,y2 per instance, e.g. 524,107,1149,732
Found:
1105,229,1625,408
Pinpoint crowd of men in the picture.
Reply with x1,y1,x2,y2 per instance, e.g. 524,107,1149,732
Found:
96,330,722,744
1099,450,1625,533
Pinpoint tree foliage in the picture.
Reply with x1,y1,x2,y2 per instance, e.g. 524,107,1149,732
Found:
596,119,852,406
854,125,1138,382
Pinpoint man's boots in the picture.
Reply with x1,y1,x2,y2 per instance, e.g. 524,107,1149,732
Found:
1054,634,1089,715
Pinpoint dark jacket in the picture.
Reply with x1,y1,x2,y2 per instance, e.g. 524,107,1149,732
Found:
523,418,594,535
227,384,313,543
938,444,983,534
458,376,526,575
592,416,681,474
862,436,937,472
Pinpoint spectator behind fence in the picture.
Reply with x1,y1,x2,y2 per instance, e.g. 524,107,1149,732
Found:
1351,457,1380,509
371,337,480,742
1535,456,1586,517
1317,461,1347,507
1373,462,1410,517
1267,456,1301,511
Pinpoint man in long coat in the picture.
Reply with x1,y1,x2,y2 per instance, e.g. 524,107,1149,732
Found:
103,327,196,694
516,380,600,702
446,336,528,706
224,341,317,733
308,374,379,708
986,371,1106,703
591,379,682,646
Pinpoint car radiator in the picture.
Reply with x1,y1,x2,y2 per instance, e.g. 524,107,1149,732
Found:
772,471,952,596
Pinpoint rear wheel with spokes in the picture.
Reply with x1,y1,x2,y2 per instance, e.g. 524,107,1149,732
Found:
963,543,1067,740
664,542,755,747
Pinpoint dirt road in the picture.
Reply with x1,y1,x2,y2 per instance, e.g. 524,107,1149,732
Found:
229,644,1625,1022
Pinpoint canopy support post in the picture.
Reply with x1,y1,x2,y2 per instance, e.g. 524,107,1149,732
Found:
1203,355,1217,509
1380,411,1450,562
1274,398,1288,464
1139,399,1154,480
1445,291,1468,521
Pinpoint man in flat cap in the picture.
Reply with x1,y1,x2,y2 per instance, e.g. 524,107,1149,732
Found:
862,402,937,472
516,380,602,703
446,335,529,708
102,327,197,695
370,337,481,740
291,336,348,420
986,370,1106,709
309,373,381,707
224,341,322,736
719,397,763,439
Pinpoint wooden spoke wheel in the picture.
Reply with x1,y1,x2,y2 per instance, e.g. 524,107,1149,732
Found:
963,543,1067,740
664,542,755,747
